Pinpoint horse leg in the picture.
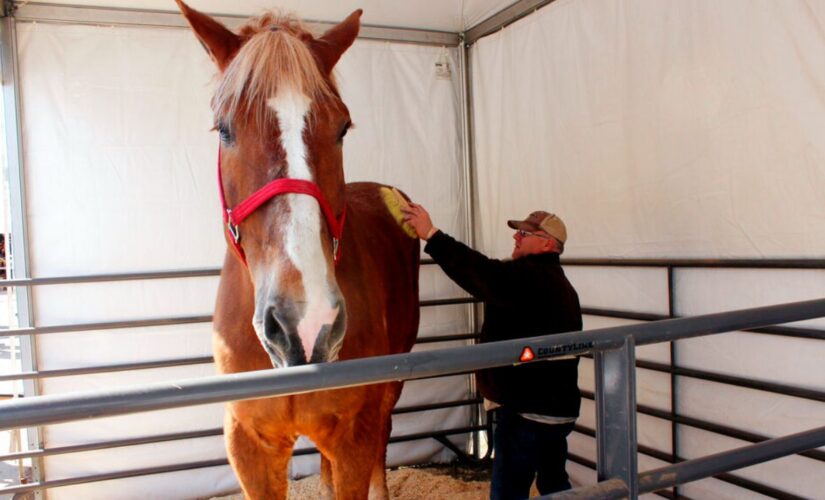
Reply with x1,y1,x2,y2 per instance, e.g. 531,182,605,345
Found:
319,454,335,500
323,413,383,499
367,418,391,500
327,441,375,499
368,382,403,500
224,412,294,500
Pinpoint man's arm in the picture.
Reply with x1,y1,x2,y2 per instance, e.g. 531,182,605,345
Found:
402,202,521,304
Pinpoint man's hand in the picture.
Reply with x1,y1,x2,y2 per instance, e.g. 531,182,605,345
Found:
401,202,438,240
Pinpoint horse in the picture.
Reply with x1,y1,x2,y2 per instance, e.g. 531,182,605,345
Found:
174,3,421,498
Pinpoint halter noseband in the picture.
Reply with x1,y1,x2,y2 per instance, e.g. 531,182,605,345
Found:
217,147,346,266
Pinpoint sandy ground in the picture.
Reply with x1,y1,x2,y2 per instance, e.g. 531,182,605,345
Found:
213,465,496,500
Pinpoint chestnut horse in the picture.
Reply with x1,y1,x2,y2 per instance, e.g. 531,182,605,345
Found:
175,3,420,498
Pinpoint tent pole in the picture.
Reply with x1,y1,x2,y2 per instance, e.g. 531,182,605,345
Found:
458,34,486,459
1,13,43,497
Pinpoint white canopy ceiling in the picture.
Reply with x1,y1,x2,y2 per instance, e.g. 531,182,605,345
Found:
26,0,519,32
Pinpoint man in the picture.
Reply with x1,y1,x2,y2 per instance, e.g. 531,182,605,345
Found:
402,204,582,499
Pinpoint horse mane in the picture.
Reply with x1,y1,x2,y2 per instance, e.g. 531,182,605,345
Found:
212,12,337,126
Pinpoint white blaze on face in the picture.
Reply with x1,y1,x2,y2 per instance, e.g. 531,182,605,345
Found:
268,89,340,361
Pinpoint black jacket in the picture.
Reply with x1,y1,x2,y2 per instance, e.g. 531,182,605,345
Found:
424,230,582,418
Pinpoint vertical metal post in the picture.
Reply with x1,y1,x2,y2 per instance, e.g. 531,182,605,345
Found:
595,335,638,498
667,266,679,498
457,42,476,247
457,34,484,458
1,12,43,495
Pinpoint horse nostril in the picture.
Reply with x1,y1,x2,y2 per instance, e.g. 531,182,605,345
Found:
310,301,347,363
264,307,286,343
262,305,308,367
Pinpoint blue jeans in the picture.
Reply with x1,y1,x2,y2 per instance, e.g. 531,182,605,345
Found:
490,407,575,500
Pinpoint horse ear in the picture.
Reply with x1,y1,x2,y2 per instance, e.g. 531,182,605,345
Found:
175,0,241,71
312,9,362,74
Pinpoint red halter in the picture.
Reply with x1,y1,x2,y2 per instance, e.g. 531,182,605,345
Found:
217,147,346,266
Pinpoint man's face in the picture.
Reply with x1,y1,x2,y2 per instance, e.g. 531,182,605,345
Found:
512,229,555,259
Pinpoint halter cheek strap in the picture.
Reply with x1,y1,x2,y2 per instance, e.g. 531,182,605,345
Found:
217,147,347,266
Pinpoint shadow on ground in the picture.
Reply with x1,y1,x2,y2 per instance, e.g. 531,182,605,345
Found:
402,459,492,483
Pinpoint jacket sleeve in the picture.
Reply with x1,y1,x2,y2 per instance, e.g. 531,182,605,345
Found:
424,230,525,306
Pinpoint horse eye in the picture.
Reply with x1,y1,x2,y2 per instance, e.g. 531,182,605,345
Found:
217,122,233,144
337,121,352,143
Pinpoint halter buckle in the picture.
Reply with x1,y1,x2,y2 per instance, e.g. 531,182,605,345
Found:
226,210,240,243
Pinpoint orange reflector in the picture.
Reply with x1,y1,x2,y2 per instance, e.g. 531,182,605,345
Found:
519,347,535,362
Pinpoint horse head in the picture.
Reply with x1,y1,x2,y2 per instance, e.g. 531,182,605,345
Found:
177,1,360,368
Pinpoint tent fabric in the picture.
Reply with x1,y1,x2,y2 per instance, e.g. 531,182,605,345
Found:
28,0,520,32
471,0,825,261
18,20,470,499
470,0,825,496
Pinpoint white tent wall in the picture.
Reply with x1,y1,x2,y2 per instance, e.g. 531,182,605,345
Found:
471,0,825,260
17,17,470,499
470,0,825,497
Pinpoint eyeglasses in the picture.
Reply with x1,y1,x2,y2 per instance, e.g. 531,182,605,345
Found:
516,229,553,240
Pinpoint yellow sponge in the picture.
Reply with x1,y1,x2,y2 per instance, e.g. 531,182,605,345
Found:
380,186,418,239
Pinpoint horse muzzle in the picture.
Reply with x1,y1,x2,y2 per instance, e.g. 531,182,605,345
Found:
255,297,347,367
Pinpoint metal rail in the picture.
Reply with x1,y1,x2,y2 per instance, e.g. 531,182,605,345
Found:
0,398,482,463
569,258,825,497
0,257,476,491
0,298,823,431
543,478,628,500
563,258,825,269
1,264,821,497
0,267,220,287
637,425,825,494
574,400,823,498
0,334,481,382
0,260,441,289
578,391,825,464
0,296,470,339
0,356,215,383
1,425,486,495
0,315,214,339
636,359,825,403
0,257,820,290
1,300,820,343
582,356,825,405
3,298,821,497
559,425,825,499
